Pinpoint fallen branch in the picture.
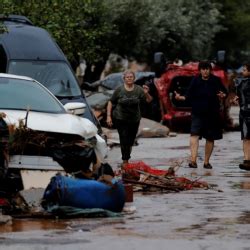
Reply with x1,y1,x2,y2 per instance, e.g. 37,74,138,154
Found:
122,178,184,192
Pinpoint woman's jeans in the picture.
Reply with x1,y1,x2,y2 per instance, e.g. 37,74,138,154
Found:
114,119,140,161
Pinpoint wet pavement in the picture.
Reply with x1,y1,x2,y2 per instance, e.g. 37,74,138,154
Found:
1,108,250,250
1,131,250,250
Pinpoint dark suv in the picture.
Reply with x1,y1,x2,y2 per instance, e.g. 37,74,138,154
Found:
0,15,100,130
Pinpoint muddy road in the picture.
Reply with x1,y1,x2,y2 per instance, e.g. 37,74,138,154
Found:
1,119,250,249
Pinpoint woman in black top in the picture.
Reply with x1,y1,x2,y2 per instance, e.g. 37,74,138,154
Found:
234,63,250,170
175,61,227,169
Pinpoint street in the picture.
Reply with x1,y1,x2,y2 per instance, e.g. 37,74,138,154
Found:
0,3,249,250
1,114,250,249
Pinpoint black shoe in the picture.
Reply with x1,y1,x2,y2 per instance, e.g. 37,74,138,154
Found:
239,161,250,170
188,162,197,168
239,163,246,170
204,163,213,169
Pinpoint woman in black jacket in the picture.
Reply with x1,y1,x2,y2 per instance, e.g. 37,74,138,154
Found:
175,61,227,169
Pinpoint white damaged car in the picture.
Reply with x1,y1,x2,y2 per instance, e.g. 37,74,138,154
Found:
0,73,107,191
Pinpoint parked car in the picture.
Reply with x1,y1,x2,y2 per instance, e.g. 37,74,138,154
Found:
88,71,155,91
0,14,101,132
153,52,232,130
0,73,107,195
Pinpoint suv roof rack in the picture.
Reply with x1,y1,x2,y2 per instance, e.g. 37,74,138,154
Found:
0,14,33,25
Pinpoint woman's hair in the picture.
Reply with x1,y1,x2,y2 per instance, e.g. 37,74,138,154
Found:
243,63,250,72
123,70,135,80
198,61,212,70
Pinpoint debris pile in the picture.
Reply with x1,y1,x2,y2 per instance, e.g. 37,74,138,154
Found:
8,124,97,174
41,174,126,213
121,161,209,192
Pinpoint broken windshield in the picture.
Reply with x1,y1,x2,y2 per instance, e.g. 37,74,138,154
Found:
8,61,82,97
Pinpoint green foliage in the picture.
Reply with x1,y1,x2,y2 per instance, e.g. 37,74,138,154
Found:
0,0,112,66
213,0,250,66
103,0,224,62
0,0,249,70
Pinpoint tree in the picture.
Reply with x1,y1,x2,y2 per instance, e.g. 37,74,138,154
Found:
0,0,113,69
103,0,224,64
213,0,250,67
1,0,237,76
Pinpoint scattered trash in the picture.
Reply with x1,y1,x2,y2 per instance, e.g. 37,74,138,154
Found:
137,118,170,138
45,206,122,218
124,184,133,202
121,161,209,192
122,204,136,214
0,213,12,225
19,188,45,208
168,132,177,137
42,174,126,213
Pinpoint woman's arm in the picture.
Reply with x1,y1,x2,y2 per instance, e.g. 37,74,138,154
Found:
143,85,153,103
0,112,6,118
106,101,113,127
174,91,186,101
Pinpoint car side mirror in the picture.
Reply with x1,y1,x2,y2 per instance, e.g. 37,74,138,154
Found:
64,102,86,116
216,50,226,64
153,52,167,78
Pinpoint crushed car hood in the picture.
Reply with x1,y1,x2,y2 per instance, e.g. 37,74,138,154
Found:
1,110,97,139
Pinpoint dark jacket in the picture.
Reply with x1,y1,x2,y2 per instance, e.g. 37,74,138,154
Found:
185,74,228,115
236,77,250,115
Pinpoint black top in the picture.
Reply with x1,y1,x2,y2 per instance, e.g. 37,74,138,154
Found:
110,85,146,122
236,77,250,114
185,74,228,115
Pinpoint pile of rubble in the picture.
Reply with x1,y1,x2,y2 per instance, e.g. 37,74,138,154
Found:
121,161,210,192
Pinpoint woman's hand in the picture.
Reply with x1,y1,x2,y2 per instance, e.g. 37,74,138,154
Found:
174,91,185,101
143,85,153,103
217,91,226,99
231,95,239,105
142,84,150,94
106,115,113,127
0,112,6,118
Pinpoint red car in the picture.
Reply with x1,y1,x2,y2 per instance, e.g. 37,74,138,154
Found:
154,56,230,131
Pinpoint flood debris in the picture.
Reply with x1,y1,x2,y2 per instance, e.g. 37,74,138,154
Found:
41,174,126,213
9,124,97,174
44,206,122,218
0,114,118,217
0,213,12,225
0,117,99,190
19,188,45,208
0,159,122,218
137,118,170,138
0,114,210,220
0,167,123,218
0,117,119,217
121,161,209,192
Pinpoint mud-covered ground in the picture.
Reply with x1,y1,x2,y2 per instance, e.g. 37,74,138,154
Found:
1,107,250,250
